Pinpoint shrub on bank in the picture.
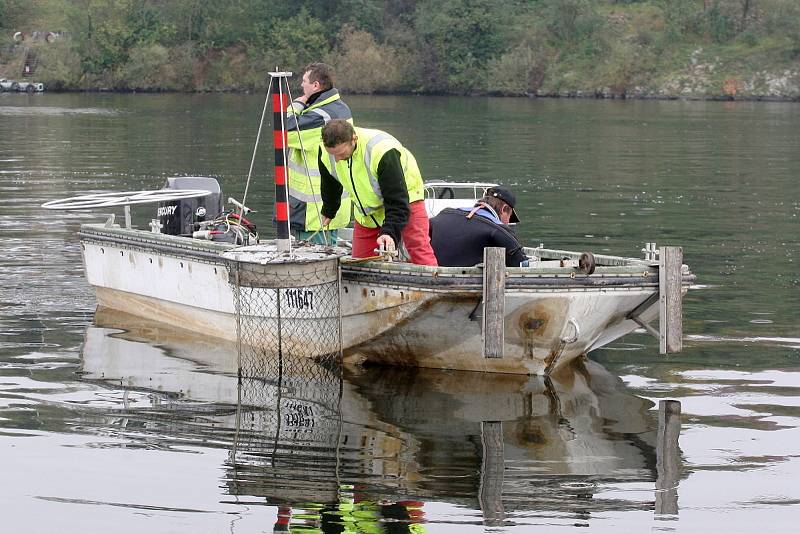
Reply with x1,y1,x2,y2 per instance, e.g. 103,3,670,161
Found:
487,43,550,95
331,26,413,94
119,43,172,91
35,41,82,90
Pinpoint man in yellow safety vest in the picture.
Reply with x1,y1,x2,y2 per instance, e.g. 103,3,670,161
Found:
285,63,352,244
318,119,438,266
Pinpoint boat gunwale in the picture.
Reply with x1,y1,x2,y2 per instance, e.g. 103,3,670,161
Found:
79,228,233,265
341,268,695,291
79,223,695,290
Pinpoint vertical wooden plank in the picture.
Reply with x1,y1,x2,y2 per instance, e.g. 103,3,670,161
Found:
479,421,505,525
483,247,505,359
659,246,683,354
656,400,681,516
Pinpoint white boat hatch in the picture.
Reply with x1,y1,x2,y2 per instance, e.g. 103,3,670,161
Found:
424,180,498,217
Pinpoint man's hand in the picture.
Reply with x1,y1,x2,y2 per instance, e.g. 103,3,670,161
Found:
295,94,309,104
321,216,332,228
376,234,396,253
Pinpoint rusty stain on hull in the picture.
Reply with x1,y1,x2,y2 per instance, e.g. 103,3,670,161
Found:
507,298,569,362
345,294,549,374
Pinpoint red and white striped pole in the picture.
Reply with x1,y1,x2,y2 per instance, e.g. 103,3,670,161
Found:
270,70,292,252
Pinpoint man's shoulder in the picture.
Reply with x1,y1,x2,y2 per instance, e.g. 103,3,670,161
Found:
433,207,500,224
431,207,467,221
431,208,496,229
355,126,384,136
308,88,351,115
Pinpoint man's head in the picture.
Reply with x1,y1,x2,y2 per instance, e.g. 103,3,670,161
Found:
483,186,520,224
301,62,334,98
321,119,357,161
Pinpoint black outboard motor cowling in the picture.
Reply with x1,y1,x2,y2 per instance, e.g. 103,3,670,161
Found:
157,177,223,236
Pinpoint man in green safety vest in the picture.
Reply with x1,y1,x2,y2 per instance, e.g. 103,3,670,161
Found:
318,119,438,266
285,63,352,244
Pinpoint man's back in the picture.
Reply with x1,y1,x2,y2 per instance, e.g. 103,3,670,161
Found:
429,207,527,267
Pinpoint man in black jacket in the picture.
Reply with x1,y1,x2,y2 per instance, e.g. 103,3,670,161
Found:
429,186,528,267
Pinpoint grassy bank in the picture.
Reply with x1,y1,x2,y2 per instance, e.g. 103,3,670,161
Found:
1,0,798,100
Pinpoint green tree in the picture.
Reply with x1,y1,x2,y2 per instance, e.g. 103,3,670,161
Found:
0,0,35,31
539,0,604,51
312,0,385,36
661,0,703,41
124,0,174,46
266,9,330,75
415,0,512,92
704,0,736,43
156,1,251,49
65,0,136,77
763,0,800,56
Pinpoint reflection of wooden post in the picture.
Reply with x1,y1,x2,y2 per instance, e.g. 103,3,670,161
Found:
483,247,505,359
479,421,505,525
659,246,683,354
656,400,681,515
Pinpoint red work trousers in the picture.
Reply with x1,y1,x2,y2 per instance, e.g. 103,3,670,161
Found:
351,200,438,266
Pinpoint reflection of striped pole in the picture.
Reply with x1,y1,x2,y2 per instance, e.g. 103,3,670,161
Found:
270,71,292,251
273,505,292,532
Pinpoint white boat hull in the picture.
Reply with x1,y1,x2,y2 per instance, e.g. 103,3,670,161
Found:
341,286,659,375
80,224,689,374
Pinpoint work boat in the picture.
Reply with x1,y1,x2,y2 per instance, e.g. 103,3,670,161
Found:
62,176,694,376
51,72,694,376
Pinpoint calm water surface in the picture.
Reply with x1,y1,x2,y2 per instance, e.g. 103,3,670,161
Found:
0,92,798,533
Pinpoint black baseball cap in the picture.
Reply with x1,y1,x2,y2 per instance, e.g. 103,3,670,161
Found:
487,186,520,223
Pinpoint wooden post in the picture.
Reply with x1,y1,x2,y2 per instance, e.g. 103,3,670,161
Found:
656,400,681,515
659,246,683,354
479,421,505,525
483,247,505,359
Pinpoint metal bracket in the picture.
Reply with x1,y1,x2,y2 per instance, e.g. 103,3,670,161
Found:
469,297,483,321
627,293,659,339
631,315,660,339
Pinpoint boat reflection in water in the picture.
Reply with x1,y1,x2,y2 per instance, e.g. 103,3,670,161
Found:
81,309,680,531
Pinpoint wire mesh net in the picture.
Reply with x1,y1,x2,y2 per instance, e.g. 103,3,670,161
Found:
228,355,345,503
225,249,347,500
229,254,343,379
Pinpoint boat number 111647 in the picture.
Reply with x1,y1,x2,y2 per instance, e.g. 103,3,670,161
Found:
285,288,314,310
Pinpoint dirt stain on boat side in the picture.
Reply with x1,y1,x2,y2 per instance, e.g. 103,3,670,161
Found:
348,294,477,367
509,298,569,361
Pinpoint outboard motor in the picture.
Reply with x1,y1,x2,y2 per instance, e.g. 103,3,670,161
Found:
157,177,223,236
